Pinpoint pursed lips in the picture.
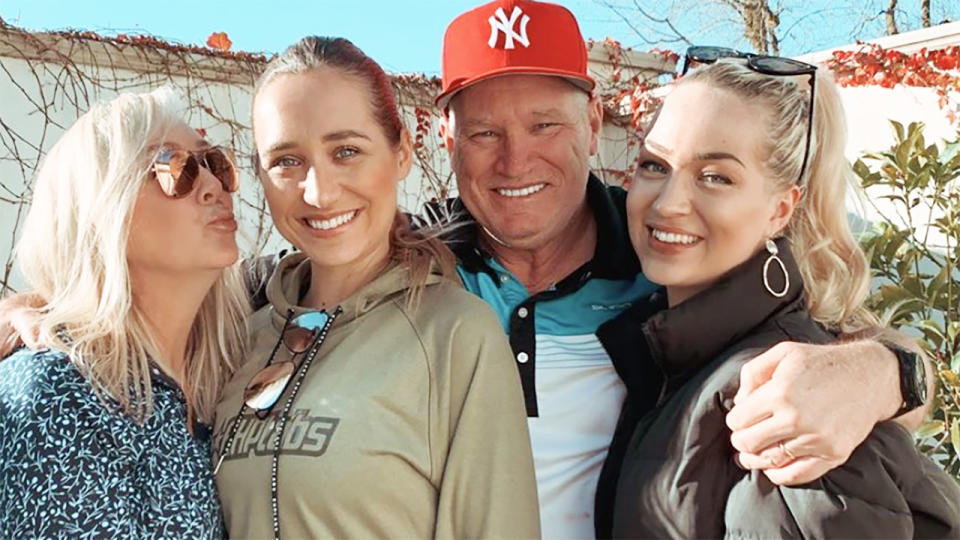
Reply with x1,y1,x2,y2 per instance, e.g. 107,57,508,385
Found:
207,211,236,225
206,212,238,232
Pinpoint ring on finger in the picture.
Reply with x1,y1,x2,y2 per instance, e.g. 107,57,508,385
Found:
779,440,797,461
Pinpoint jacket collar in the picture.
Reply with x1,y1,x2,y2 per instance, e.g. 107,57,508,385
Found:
642,238,806,384
443,173,640,282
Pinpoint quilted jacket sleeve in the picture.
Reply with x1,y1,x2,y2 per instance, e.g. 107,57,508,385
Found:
724,422,960,539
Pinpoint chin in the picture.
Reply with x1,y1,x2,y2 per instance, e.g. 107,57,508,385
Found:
210,243,240,267
637,256,679,287
301,247,367,270
488,230,540,250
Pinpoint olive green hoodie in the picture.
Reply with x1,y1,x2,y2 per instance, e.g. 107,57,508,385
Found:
213,252,540,539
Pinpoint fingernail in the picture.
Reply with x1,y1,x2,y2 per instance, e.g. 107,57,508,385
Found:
734,453,746,470
722,398,734,411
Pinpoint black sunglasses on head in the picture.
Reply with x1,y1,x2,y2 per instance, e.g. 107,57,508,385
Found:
681,46,817,185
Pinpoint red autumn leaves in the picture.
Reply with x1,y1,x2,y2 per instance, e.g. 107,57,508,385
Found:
206,32,232,52
826,43,960,111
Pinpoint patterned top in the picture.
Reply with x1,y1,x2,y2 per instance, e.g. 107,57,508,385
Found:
0,348,224,539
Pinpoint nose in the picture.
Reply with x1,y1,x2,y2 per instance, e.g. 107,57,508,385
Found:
301,166,342,208
651,175,693,217
496,133,531,178
195,165,227,205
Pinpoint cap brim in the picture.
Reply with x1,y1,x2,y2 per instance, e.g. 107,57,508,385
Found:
435,67,595,108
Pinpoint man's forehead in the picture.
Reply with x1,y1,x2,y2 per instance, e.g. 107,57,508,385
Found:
447,74,588,116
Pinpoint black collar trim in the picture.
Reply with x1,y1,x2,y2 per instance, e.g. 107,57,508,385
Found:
641,237,806,382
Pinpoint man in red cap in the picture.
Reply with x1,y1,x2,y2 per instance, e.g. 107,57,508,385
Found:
433,1,929,538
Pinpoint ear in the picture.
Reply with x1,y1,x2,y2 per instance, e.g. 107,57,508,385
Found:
396,129,414,182
586,94,603,156
765,185,802,238
439,110,456,160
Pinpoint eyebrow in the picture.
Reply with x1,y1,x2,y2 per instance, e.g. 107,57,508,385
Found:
530,108,567,118
460,109,567,126
644,140,745,167
263,131,371,154
323,130,370,142
695,151,744,167
263,141,298,154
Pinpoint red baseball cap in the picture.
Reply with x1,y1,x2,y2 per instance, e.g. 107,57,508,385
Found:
437,0,596,108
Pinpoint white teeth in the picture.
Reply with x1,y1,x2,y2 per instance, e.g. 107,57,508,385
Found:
651,228,699,245
496,183,546,198
306,210,357,231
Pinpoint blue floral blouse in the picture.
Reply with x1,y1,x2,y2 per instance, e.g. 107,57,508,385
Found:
0,348,224,539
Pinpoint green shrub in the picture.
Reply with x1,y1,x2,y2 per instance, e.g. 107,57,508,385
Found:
854,120,960,479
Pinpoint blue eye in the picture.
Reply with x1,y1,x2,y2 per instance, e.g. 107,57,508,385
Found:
702,173,732,185
271,156,301,169
471,130,497,140
334,147,359,160
638,160,668,175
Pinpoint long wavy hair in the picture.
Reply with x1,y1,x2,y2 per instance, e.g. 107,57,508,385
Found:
251,36,459,310
16,88,249,424
678,60,878,334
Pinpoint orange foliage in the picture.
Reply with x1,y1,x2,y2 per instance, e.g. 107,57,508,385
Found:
206,32,232,52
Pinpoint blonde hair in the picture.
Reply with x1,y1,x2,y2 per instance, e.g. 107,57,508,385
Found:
16,87,248,424
252,36,459,309
679,60,878,334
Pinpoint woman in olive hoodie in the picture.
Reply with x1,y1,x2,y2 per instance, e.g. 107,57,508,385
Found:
603,55,960,538
210,37,540,539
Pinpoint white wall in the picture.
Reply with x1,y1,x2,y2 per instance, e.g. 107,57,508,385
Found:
839,85,958,250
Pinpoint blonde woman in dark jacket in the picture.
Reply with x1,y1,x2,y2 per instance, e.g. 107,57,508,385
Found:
604,52,960,538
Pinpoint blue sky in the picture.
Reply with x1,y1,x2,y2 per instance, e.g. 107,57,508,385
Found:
0,1,952,75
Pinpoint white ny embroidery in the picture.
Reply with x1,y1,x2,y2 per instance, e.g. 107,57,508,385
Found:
488,6,531,49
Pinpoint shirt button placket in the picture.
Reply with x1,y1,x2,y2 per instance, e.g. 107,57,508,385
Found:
509,301,538,417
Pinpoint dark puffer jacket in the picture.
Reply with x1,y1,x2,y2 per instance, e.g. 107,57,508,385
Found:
601,239,960,539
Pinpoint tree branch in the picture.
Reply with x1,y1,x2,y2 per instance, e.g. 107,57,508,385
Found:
885,0,899,34
594,0,693,46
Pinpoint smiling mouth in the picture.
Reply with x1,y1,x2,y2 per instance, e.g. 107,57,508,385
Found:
649,227,701,246
304,210,358,231
495,183,546,198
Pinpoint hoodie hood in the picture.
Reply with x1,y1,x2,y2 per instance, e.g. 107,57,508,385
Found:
263,252,446,332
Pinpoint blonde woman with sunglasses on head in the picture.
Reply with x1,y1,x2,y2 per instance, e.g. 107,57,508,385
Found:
602,51,960,538
0,88,247,538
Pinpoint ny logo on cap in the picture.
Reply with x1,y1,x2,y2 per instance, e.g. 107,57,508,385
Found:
488,6,531,50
